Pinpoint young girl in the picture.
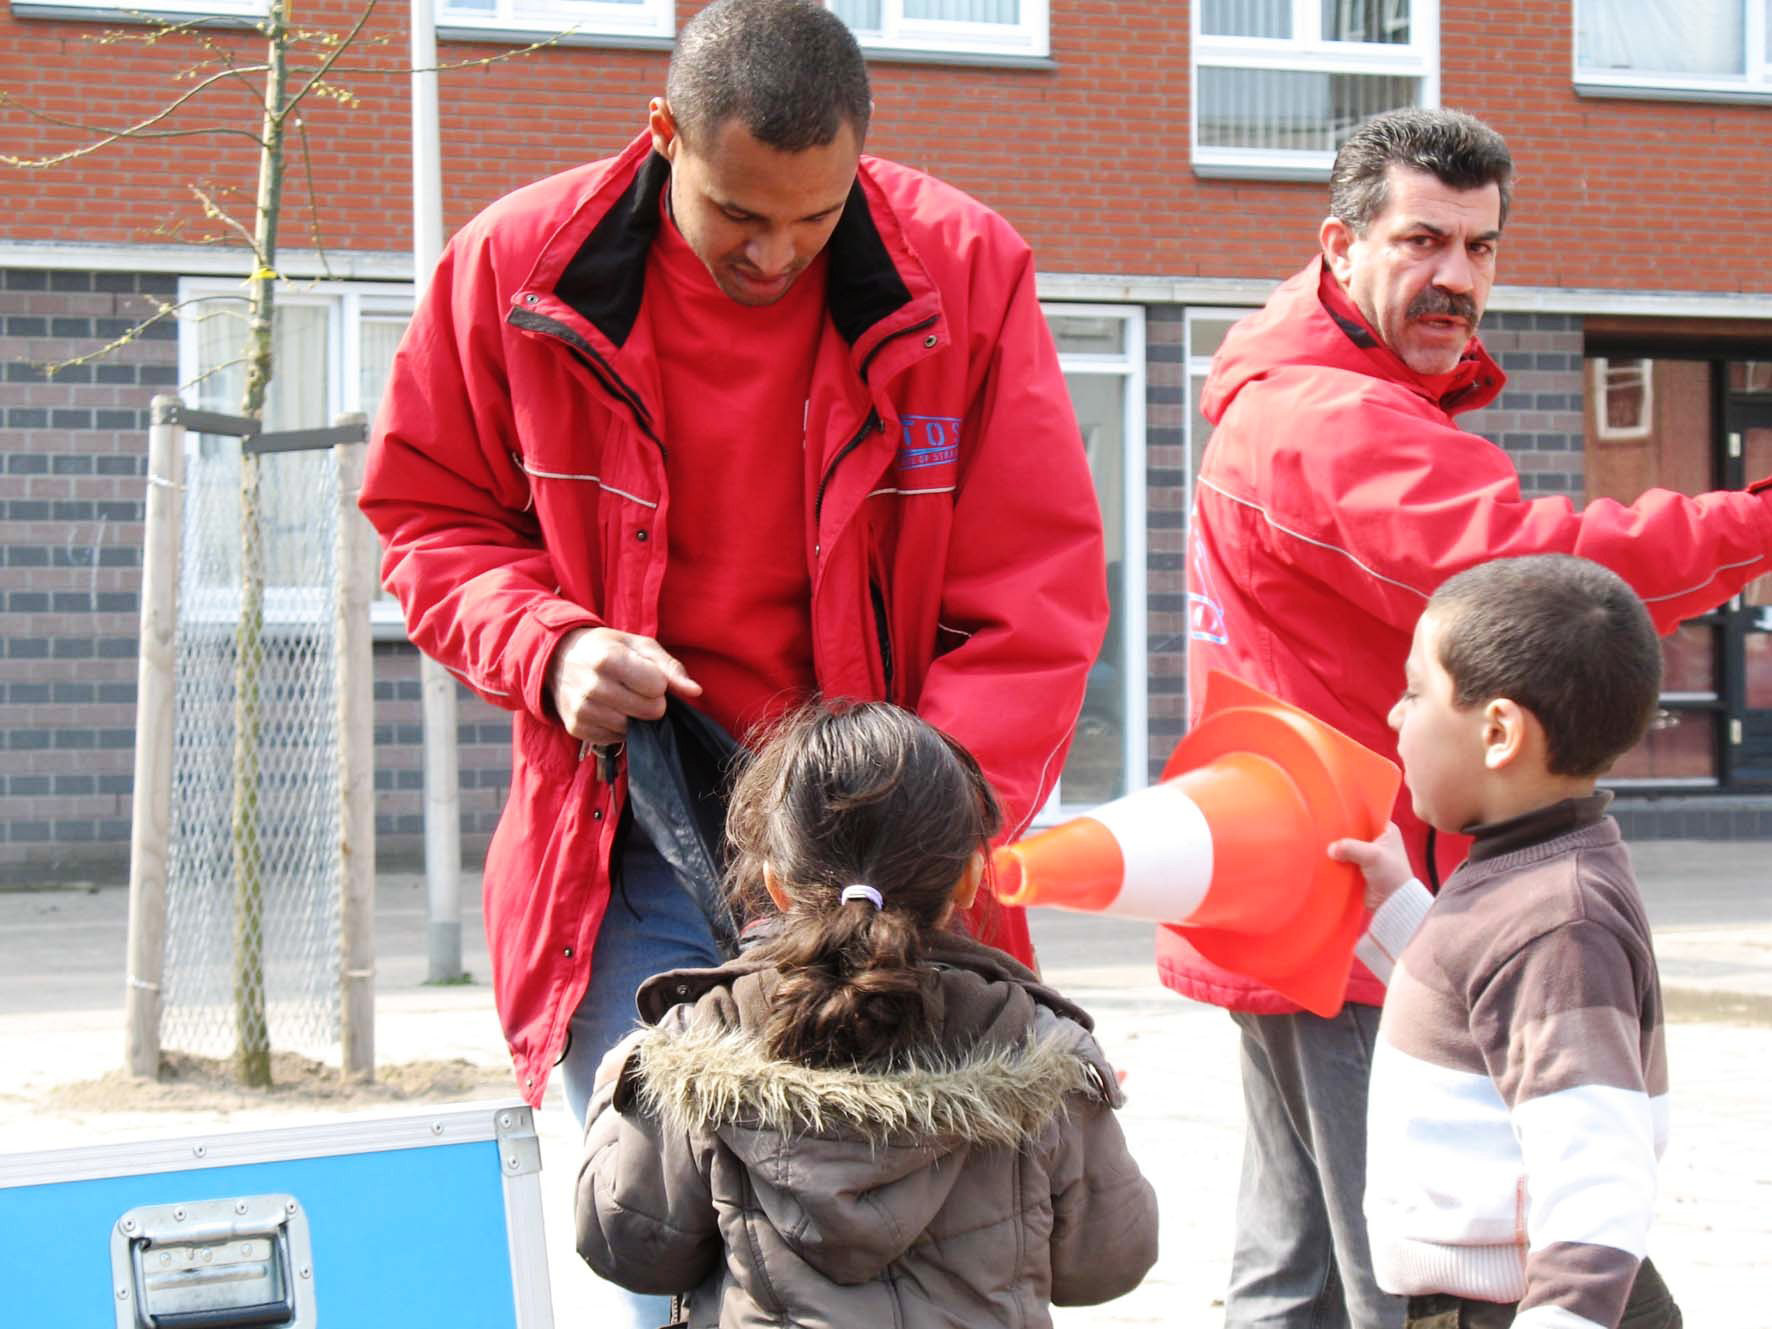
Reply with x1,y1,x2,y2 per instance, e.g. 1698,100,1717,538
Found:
575,701,1157,1328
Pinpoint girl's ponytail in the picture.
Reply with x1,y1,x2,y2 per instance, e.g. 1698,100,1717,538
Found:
725,701,1001,1070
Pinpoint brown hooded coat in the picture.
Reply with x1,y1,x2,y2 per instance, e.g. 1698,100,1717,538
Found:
576,933,1158,1328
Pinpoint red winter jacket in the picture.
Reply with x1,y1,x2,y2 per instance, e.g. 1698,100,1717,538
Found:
1161,258,1772,1015
362,135,1108,1103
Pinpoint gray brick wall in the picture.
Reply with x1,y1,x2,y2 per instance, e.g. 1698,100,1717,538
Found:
1,266,170,880
1146,305,1188,781
0,266,515,882
1462,311,1587,498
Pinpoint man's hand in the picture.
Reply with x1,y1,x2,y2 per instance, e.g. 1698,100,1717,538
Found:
1327,821,1412,911
545,626,702,745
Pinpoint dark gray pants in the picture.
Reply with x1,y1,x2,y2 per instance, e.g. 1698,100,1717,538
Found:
1404,1258,1681,1328
1225,1006,1404,1329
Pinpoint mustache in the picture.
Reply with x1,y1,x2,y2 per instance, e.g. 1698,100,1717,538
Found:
1407,287,1479,325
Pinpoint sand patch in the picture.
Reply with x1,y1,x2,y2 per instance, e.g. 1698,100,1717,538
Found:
50,1051,514,1112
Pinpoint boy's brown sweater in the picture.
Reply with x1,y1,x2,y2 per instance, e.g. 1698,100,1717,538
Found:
1360,795,1669,1329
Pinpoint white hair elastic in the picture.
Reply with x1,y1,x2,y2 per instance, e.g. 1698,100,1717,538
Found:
840,884,884,910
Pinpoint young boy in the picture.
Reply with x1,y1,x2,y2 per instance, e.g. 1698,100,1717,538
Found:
1329,554,1682,1329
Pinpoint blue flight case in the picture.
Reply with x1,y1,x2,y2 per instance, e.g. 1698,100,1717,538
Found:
0,1099,554,1328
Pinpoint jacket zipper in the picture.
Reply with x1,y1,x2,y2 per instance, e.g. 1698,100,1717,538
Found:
814,409,879,522
814,313,941,520
869,578,895,701
508,305,666,459
858,312,938,384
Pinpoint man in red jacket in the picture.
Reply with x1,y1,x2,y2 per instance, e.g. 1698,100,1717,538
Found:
362,0,1102,1206
1170,108,1772,1329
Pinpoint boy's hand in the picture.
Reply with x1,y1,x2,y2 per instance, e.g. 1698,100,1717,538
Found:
1327,822,1412,911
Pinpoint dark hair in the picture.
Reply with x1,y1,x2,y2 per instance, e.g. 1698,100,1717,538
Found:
666,0,872,151
725,700,1001,1070
1329,107,1514,235
1428,555,1661,777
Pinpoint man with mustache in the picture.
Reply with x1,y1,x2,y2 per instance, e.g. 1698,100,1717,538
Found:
1167,107,1772,1329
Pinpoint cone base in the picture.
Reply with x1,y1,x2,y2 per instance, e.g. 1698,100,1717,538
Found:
1159,671,1401,1018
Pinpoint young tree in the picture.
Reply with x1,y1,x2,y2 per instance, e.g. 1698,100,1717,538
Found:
2,1,563,1088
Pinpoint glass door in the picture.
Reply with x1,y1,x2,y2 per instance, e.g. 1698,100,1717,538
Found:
1725,387,1772,785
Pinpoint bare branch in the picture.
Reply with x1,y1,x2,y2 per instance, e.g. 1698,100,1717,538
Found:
0,65,273,168
280,0,378,119
38,295,218,377
292,116,336,282
306,26,582,76
181,352,254,398
191,183,264,257
94,13,225,45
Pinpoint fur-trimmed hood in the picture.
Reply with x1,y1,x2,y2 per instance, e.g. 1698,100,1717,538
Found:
634,1005,1110,1148
608,940,1124,1285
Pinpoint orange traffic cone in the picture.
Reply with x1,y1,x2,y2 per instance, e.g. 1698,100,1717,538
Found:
993,670,1399,1016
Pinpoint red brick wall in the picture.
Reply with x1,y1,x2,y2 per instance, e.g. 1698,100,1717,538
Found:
3,1,1768,293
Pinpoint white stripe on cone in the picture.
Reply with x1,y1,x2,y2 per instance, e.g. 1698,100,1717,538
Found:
1090,782,1215,922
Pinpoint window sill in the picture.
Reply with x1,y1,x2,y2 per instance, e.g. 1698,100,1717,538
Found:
436,21,671,49
9,1,262,23
1574,77,1772,107
1191,156,1332,183
856,45,1055,70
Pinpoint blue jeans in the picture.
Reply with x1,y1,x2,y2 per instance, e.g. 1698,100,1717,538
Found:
561,828,723,1329
1225,1006,1404,1329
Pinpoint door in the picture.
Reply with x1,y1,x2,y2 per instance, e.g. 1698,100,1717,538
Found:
1725,398,1772,785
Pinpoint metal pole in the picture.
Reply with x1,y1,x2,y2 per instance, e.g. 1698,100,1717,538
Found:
125,395,185,1078
412,0,464,983
335,418,377,1078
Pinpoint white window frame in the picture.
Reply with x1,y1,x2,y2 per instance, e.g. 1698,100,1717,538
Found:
1573,0,1772,104
1033,302,1147,824
176,276,413,631
1183,305,1255,659
828,0,1049,60
436,0,672,42
1592,356,1655,440
1192,0,1441,181
10,0,263,19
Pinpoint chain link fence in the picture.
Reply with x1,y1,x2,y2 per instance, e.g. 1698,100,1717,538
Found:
159,431,344,1065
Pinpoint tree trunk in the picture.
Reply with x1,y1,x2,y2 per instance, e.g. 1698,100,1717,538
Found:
231,0,289,1089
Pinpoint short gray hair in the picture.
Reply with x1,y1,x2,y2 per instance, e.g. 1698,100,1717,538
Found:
667,0,872,151
1329,108,1514,235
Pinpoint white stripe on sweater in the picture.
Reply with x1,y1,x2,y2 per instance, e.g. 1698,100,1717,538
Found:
1514,1306,1608,1329
1354,879,1432,984
1513,1083,1663,1256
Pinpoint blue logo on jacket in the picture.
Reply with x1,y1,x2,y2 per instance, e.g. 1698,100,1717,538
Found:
898,415,961,469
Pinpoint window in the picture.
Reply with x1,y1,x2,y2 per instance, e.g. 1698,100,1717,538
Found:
1185,308,1248,650
437,0,671,42
826,0,1049,60
1592,357,1654,439
1038,304,1146,818
177,278,412,629
1575,0,1772,102
1192,0,1440,179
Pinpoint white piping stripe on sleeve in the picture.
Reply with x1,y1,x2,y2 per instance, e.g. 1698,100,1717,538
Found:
867,485,957,498
1201,478,1769,610
446,663,509,697
1637,554,1765,602
514,457,660,509
1197,477,1431,600
1013,737,1067,841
